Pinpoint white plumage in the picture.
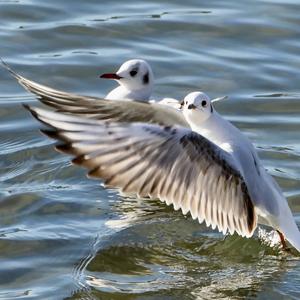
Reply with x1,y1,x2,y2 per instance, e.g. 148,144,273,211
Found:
23,91,300,252
3,58,299,252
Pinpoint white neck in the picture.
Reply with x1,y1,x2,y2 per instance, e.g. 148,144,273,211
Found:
188,111,240,151
105,85,152,101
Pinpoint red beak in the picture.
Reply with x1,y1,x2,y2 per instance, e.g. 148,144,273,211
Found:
99,73,122,80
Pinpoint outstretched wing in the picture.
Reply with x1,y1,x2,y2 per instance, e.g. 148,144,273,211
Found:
26,105,257,237
2,60,187,127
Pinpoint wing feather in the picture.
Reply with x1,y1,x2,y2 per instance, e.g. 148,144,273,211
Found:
25,105,257,237
2,61,188,127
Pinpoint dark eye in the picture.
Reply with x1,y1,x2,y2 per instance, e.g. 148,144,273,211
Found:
130,68,138,77
201,100,207,107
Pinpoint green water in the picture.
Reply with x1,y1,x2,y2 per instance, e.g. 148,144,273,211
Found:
1,0,300,299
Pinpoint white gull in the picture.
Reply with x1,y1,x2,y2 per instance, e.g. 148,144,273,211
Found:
2,58,186,106
24,91,300,253
99,59,154,101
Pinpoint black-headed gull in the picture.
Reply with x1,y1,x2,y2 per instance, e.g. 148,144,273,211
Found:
1,58,156,102
24,92,300,253
1,59,227,127
3,58,228,114
100,59,154,101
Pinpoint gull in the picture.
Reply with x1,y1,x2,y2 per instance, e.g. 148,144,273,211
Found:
1,59,226,127
1,58,227,120
24,91,300,253
1,58,176,104
1,58,154,101
99,58,183,107
99,59,154,101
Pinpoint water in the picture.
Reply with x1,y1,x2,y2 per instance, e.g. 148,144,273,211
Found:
1,0,300,299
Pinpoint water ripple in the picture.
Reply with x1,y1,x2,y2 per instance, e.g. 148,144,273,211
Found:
1,0,300,299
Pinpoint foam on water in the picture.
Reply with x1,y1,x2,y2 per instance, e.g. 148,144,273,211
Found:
258,227,282,250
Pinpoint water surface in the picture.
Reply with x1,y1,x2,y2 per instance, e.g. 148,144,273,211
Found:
1,0,300,299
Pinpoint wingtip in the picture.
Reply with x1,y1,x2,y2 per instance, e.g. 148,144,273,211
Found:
55,143,75,154
211,95,228,103
72,154,86,165
0,57,9,68
22,103,38,119
0,57,6,66
40,129,58,139
22,103,30,110
22,104,55,130
0,58,21,79
88,166,103,179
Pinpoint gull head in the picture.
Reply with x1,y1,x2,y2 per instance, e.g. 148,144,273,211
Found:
100,59,154,93
181,91,213,124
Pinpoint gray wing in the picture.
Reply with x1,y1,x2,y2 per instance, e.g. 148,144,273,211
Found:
25,105,257,237
2,60,187,127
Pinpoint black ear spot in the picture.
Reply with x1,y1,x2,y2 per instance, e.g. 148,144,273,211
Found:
143,72,149,84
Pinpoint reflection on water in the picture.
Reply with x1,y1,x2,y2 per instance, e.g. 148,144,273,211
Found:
71,224,299,299
1,0,300,299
